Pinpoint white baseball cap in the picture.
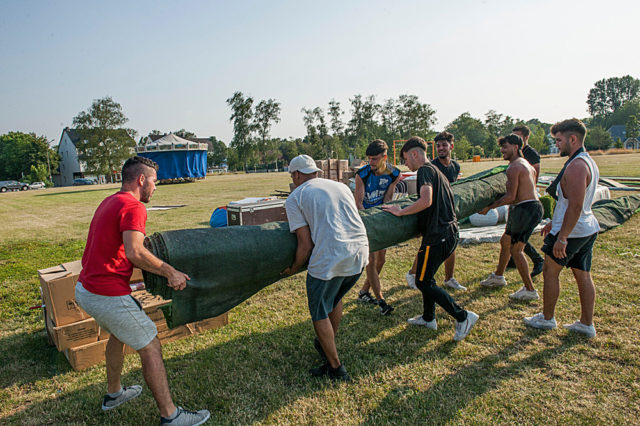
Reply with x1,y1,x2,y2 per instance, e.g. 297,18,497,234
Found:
289,154,322,174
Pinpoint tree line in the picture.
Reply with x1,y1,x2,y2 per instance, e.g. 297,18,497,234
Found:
1,75,638,181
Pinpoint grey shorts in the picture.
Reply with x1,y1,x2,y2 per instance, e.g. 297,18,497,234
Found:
75,282,157,351
306,272,362,321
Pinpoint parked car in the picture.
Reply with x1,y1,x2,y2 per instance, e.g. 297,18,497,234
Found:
73,178,97,186
0,180,30,192
29,181,46,189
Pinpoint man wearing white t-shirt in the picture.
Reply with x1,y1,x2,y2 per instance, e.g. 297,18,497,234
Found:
282,154,369,381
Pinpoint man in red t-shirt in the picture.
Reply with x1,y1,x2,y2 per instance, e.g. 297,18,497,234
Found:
75,156,210,425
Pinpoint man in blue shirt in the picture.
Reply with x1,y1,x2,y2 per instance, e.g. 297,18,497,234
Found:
355,139,400,315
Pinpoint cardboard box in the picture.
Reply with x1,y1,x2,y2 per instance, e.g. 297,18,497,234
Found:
227,199,287,226
63,312,229,371
49,291,171,351
64,340,137,371
38,261,144,326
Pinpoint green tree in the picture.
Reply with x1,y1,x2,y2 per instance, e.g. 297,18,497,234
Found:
452,136,471,160
605,98,640,128
483,110,515,157
624,114,640,141
26,163,51,184
173,129,196,139
0,131,59,180
327,99,344,137
253,99,281,165
226,92,255,170
346,94,379,157
394,94,436,139
446,112,487,148
72,96,136,181
207,136,227,168
584,127,613,151
587,75,640,118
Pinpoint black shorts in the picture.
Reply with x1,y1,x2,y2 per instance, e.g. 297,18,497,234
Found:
541,232,598,271
505,200,543,244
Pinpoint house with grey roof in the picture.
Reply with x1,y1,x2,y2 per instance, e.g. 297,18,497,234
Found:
607,125,640,150
53,127,135,186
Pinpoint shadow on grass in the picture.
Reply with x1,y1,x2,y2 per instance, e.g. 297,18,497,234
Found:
2,296,480,424
0,281,573,424
363,333,580,424
0,328,69,389
35,188,113,197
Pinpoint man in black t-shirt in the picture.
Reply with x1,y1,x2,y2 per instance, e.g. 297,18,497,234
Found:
407,131,465,291
511,125,544,277
383,137,478,341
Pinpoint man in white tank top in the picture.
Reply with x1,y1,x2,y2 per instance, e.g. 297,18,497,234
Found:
524,119,600,338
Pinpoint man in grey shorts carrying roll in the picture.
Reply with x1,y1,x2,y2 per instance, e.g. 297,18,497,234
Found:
479,134,543,301
75,156,209,425
282,154,369,381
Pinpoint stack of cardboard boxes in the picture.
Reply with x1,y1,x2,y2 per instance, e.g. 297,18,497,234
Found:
314,159,352,184
38,260,228,371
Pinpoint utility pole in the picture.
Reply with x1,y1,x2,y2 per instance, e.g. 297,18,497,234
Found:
47,140,53,182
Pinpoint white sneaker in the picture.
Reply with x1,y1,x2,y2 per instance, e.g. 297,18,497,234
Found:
480,273,507,287
161,406,211,425
564,320,596,338
523,312,557,330
444,278,467,291
509,286,539,301
406,272,417,290
407,315,437,330
454,311,479,341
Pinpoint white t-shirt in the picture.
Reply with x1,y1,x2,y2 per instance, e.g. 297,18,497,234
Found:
286,178,369,281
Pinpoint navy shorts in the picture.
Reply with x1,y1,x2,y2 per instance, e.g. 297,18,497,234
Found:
505,200,543,244
306,272,362,321
541,232,598,271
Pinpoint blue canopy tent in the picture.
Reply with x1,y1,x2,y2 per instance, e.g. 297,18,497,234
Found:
136,134,208,180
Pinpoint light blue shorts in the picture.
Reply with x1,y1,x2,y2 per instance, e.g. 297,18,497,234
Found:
75,282,157,351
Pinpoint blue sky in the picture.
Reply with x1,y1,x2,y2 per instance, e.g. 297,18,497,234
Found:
1,0,639,145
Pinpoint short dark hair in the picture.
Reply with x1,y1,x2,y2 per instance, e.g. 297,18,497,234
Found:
400,136,427,158
550,118,587,142
498,134,523,156
122,156,159,183
512,125,530,138
433,131,454,144
366,139,388,156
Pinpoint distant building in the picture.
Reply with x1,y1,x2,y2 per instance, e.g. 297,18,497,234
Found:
607,125,640,150
53,127,135,186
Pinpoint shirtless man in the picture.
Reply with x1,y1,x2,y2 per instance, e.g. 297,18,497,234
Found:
479,134,543,300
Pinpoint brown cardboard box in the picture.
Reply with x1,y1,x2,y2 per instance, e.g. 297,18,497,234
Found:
49,291,171,351
38,261,145,326
64,312,229,371
64,340,136,371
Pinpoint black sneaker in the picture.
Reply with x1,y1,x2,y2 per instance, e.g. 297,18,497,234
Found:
309,363,329,377
379,301,394,316
328,364,351,382
531,260,544,278
313,337,328,363
358,291,376,304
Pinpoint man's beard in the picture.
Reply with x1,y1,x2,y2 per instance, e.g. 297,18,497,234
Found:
438,153,448,159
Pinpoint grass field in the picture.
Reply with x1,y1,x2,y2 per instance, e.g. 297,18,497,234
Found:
1,153,639,424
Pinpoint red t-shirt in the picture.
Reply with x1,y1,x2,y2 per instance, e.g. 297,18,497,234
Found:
79,192,147,296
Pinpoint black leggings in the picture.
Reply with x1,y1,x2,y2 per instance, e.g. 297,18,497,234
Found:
415,236,467,322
